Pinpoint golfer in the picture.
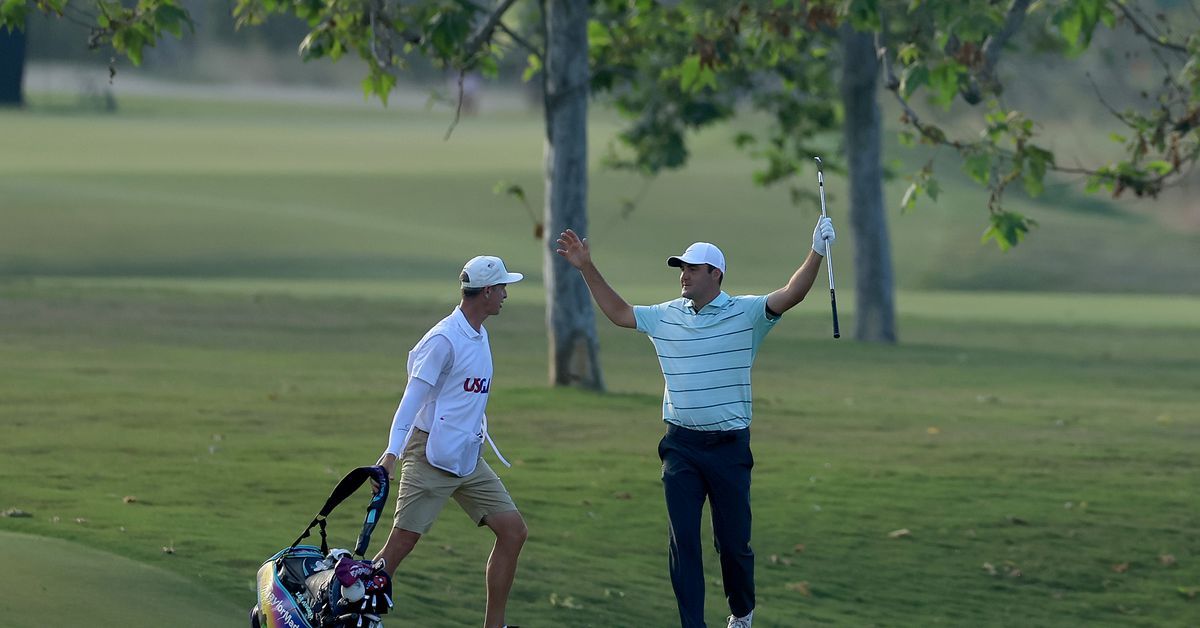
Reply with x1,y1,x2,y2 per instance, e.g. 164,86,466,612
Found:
373,255,527,628
556,217,836,628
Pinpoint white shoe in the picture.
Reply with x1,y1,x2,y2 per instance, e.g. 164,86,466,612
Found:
727,610,753,627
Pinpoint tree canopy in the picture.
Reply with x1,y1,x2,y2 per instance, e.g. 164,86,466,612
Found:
8,0,1196,249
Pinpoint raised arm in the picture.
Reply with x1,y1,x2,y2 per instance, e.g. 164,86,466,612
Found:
555,229,637,329
766,217,836,316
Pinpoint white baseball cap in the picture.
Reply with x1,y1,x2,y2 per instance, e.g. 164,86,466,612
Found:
667,242,726,274
460,255,524,288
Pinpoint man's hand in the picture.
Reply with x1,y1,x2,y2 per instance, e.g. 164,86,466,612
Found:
812,216,836,257
373,453,397,493
555,229,592,270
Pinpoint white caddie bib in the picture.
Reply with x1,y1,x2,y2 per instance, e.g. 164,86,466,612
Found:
404,308,500,477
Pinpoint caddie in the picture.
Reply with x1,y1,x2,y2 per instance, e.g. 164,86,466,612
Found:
373,255,527,628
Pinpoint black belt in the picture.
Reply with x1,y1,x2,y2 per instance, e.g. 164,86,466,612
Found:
665,423,747,446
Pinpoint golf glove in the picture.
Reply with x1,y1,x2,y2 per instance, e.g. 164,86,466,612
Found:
812,216,836,256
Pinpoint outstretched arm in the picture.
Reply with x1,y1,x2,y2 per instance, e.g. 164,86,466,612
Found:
766,217,836,316
555,229,637,329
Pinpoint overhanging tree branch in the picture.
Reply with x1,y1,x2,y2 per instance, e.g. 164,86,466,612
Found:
1110,0,1189,54
496,20,542,61
463,0,521,61
962,0,1031,104
980,0,1032,77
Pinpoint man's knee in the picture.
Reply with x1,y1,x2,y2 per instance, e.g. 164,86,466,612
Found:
382,527,421,556
487,511,528,546
509,520,529,546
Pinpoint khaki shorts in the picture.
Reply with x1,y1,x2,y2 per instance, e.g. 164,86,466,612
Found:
393,429,518,534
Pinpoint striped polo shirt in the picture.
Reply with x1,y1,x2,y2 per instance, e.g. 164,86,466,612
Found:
634,291,779,431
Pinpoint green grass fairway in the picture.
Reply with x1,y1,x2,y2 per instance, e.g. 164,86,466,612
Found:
1,94,1199,627
0,531,244,626
2,281,1197,627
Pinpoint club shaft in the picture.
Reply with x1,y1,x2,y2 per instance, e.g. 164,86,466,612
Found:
815,163,840,339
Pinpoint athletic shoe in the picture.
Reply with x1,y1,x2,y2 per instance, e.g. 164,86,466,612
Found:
727,610,754,627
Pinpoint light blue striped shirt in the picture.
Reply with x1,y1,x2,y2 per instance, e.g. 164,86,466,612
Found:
634,292,779,431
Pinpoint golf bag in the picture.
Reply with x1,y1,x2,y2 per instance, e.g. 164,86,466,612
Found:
251,466,394,628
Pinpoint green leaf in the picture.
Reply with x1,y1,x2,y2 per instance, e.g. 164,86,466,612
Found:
361,70,396,105
113,27,146,66
0,0,28,30
1022,169,1044,197
1099,5,1116,29
478,55,499,79
522,54,541,83
928,63,963,108
981,211,1033,251
587,20,611,47
1059,6,1083,48
1146,160,1173,175
846,0,882,29
900,65,928,99
154,4,191,38
299,30,325,59
1022,146,1051,197
964,153,991,185
925,178,941,201
679,54,702,92
493,180,526,202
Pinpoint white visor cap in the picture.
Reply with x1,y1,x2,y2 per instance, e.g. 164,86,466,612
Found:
666,242,726,274
461,255,524,288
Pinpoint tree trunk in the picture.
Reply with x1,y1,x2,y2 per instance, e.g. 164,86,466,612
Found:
542,0,605,389
0,24,26,107
840,25,897,343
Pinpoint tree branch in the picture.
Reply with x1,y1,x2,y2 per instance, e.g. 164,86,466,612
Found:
1085,71,1135,127
464,0,521,60
980,0,1031,78
462,0,541,60
878,11,963,149
496,20,543,62
1110,0,1189,54
368,0,393,70
961,0,1031,104
446,71,467,141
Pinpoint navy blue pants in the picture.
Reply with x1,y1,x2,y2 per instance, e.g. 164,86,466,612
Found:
658,424,754,628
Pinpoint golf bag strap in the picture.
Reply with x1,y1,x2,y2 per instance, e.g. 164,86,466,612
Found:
289,466,390,557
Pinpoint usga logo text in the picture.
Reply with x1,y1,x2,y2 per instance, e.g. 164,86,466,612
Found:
463,378,490,393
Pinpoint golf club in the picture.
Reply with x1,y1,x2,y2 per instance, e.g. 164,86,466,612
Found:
813,156,840,339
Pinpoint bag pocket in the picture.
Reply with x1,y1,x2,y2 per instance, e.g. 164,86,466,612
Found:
425,416,483,477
